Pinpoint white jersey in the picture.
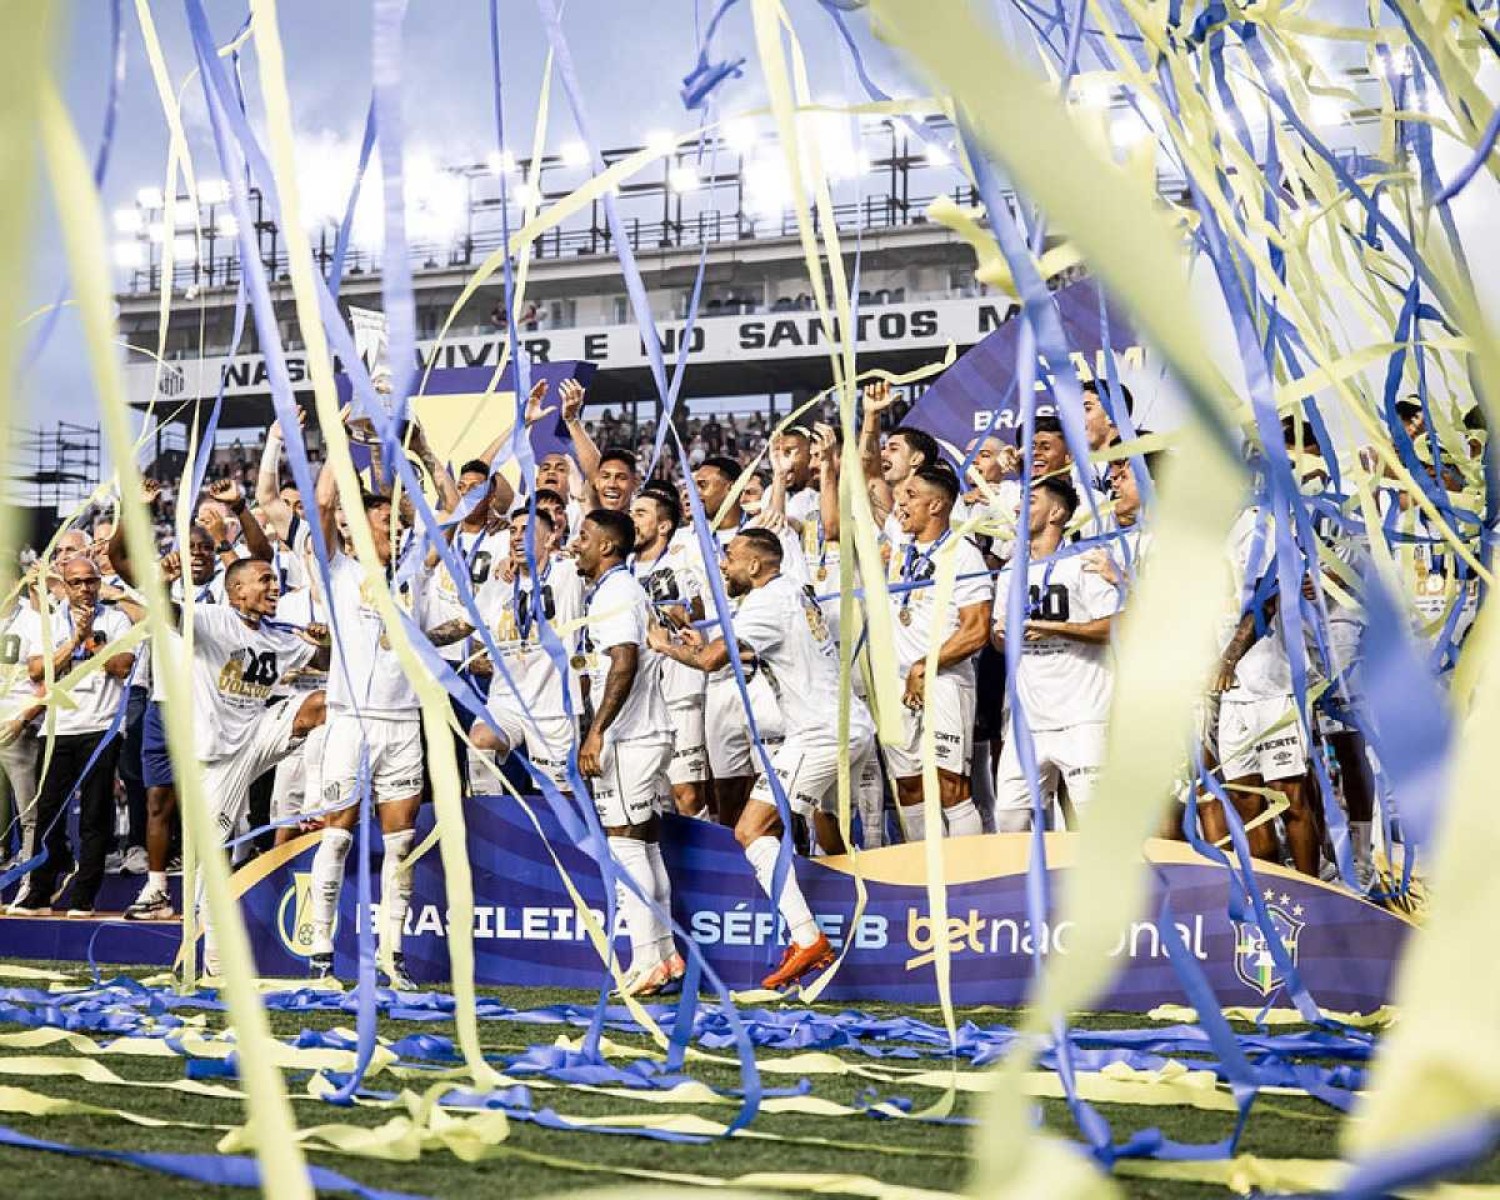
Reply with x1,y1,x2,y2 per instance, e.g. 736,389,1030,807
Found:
890,531,991,681
270,587,327,698
189,606,315,761
731,574,873,747
146,571,228,701
0,603,39,725
786,486,821,528
15,601,134,736
965,481,1022,563
632,542,707,706
325,552,427,718
994,550,1119,730
430,527,508,665
1222,507,1293,700
476,555,585,720
577,565,669,744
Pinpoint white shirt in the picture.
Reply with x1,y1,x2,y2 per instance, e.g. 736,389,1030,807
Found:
271,587,327,698
0,604,39,725
1222,507,1294,700
577,565,669,744
431,527,508,665
786,486,821,528
15,602,134,736
326,552,427,719
994,550,1119,730
632,542,707,706
890,530,992,681
731,575,873,747
476,555,584,720
189,606,315,761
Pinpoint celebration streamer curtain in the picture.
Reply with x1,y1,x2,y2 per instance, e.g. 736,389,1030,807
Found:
10,0,1500,1195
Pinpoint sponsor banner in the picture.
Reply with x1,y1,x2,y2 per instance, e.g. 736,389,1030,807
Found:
127,295,1019,406
903,278,1152,452
3,797,1409,1012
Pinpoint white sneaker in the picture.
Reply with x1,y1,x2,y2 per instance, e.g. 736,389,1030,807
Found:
123,888,174,921
122,846,149,876
105,850,125,874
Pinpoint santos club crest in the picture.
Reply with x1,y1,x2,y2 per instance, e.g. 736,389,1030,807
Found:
1232,892,1306,997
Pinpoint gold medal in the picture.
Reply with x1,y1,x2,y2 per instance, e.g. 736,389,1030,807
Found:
898,607,913,626
570,653,588,670
815,566,828,582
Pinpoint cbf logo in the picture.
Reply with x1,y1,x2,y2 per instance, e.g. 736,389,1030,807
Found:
277,871,335,957
1233,890,1306,996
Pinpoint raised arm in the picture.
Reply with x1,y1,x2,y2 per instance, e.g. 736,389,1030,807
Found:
206,478,272,563
315,462,341,556
859,380,897,525
109,477,160,588
559,378,601,485
255,413,300,542
813,422,841,544
406,418,461,516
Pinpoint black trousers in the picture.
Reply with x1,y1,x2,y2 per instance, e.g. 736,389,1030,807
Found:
28,729,121,909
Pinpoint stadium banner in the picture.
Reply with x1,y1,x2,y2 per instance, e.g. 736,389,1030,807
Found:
902,277,1149,451
0,797,1409,1012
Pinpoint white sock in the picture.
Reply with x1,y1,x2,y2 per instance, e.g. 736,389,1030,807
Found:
146,870,168,896
899,801,927,843
608,837,663,972
944,798,982,837
857,769,885,849
994,808,1032,833
1350,820,1373,868
379,830,416,959
744,835,818,949
643,841,676,962
309,827,353,956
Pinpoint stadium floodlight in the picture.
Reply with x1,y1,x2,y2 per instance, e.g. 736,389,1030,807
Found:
922,141,951,167
486,149,517,176
560,140,590,169
668,163,700,193
511,179,541,208
1309,95,1344,126
1073,75,1113,109
198,179,230,205
147,221,167,244
171,234,198,263
136,186,165,210
112,242,144,269
216,215,240,238
112,207,144,235
724,117,758,153
172,199,199,227
1110,113,1151,150
644,129,677,157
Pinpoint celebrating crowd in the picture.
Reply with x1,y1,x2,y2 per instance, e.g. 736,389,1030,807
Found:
0,373,1480,997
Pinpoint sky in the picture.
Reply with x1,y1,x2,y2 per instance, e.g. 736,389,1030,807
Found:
25,1,916,434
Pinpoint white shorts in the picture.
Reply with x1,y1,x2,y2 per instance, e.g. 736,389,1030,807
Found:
667,697,708,787
995,722,1107,825
705,670,784,780
524,714,577,792
883,672,975,780
270,721,329,823
204,697,307,840
1218,696,1307,782
322,712,426,809
1317,620,1363,735
749,732,876,819
590,738,672,828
